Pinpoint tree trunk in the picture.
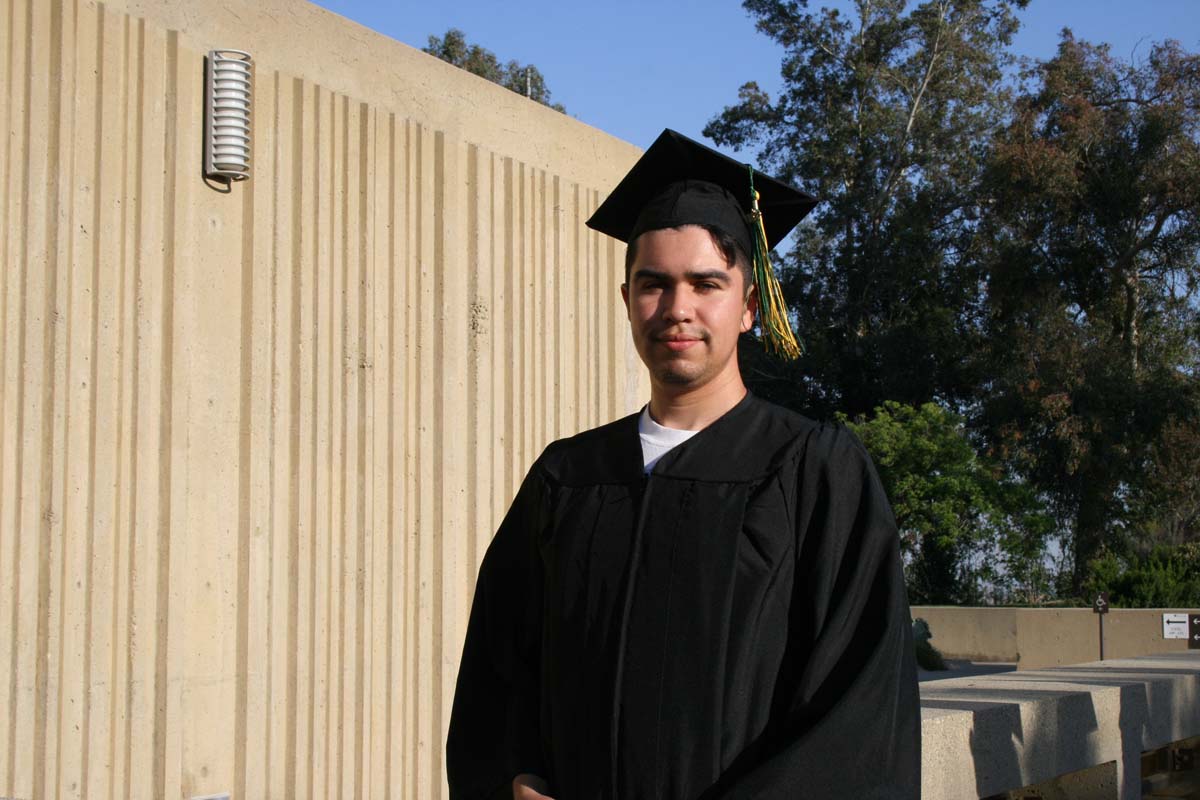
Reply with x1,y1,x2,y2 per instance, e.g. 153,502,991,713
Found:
1071,473,1116,595
915,531,961,604
1123,273,1140,374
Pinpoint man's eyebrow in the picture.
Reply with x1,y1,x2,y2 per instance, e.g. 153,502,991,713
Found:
631,267,733,284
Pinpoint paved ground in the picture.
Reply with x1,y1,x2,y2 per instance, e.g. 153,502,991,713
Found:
917,659,1017,682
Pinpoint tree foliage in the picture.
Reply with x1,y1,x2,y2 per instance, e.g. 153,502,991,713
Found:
711,1,1200,603
977,35,1200,589
708,0,1029,418
1083,543,1200,607
424,28,566,113
1131,417,1200,546
845,402,1052,604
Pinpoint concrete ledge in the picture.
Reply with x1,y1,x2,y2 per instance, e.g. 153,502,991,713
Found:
920,652,1200,799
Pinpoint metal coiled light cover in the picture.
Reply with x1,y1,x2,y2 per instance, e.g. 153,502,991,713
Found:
204,50,253,181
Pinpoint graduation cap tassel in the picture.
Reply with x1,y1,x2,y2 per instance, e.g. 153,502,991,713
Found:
748,167,802,360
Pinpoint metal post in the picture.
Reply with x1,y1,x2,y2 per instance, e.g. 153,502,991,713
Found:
1092,591,1108,661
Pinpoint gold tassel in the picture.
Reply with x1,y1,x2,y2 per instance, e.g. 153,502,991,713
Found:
748,168,802,360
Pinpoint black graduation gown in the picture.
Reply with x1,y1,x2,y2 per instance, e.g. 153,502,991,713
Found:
446,393,920,800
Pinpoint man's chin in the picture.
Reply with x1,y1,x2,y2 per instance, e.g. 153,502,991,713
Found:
652,363,707,386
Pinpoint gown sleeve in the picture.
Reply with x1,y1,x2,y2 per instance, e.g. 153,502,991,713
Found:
446,462,551,800
704,426,921,800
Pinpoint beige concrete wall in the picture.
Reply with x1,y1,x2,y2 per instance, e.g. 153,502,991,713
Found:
0,1,646,798
914,606,1197,669
913,606,1021,662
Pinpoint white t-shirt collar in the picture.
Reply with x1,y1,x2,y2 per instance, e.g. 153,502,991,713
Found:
637,406,700,473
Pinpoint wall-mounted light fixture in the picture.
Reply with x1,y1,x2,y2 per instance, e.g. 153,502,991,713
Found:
204,50,253,183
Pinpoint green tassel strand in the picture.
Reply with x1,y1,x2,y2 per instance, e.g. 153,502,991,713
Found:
748,167,802,360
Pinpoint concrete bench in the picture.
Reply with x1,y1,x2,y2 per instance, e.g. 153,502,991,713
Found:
920,652,1200,799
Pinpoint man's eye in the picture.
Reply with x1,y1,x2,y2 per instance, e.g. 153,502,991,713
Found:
696,282,720,291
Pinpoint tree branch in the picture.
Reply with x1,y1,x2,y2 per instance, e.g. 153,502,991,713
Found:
872,0,949,232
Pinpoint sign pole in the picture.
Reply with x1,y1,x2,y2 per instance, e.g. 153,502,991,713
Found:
1092,592,1109,661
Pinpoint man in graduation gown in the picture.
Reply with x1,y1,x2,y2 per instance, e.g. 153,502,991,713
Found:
446,130,921,799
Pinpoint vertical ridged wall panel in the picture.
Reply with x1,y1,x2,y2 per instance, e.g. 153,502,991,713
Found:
0,0,645,797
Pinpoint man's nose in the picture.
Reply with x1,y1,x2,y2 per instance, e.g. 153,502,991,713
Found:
661,288,694,322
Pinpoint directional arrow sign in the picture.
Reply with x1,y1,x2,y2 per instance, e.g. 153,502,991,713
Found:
1190,615,1200,650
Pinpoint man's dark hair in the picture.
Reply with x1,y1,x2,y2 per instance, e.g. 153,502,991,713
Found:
624,224,753,297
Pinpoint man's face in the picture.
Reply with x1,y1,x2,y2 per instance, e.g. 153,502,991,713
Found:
621,225,756,391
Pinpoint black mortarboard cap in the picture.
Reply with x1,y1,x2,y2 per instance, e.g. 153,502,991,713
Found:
585,128,817,256
586,129,818,360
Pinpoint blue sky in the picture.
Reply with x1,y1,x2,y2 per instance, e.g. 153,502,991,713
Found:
310,0,1200,156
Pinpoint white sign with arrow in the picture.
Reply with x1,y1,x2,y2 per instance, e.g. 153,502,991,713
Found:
1163,613,1188,640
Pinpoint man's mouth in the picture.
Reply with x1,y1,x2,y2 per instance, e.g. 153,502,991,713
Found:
656,333,704,352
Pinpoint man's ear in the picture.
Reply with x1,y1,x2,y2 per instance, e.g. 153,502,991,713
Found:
620,282,631,320
741,283,758,332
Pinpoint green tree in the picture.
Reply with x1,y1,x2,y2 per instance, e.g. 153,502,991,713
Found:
713,2,1200,602
708,0,1028,418
424,29,566,113
844,402,1053,604
1083,543,1200,607
977,34,1200,591
1131,417,1200,546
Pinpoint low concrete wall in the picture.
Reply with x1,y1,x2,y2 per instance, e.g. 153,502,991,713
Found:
915,606,1021,662
913,606,1198,669
920,652,1200,799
